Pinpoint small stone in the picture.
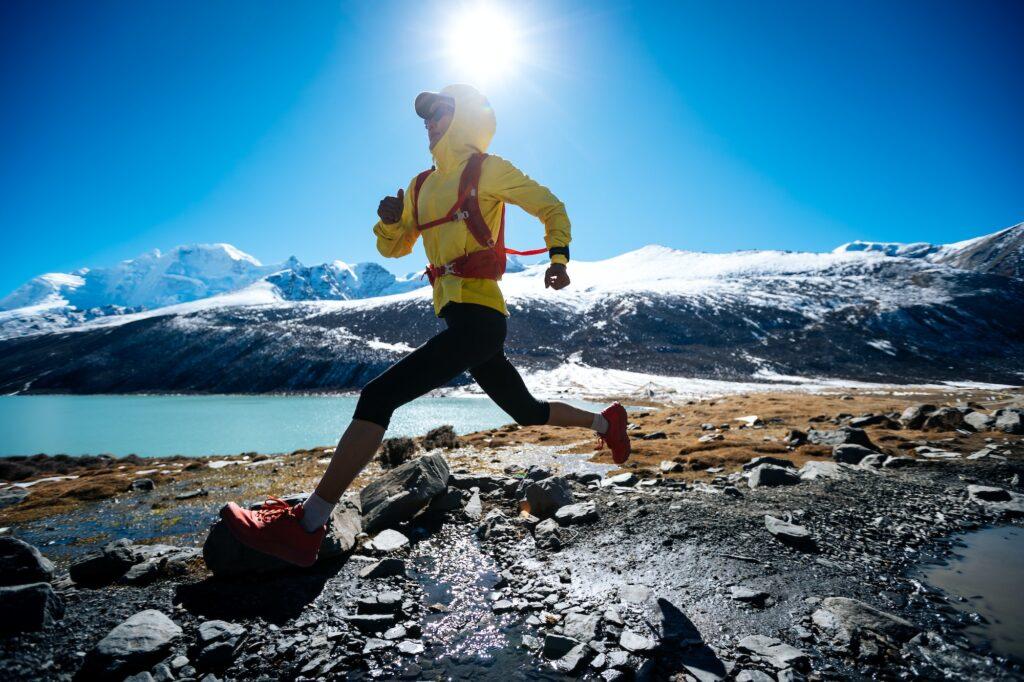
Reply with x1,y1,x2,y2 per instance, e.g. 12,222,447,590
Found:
87,610,182,677
619,628,656,653
129,478,155,492
660,460,684,473
604,472,639,487
398,640,424,655
367,529,409,553
464,491,483,519
729,586,769,605
737,634,808,670
554,501,599,525
736,671,774,682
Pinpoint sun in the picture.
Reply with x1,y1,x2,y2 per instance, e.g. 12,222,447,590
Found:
445,5,523,84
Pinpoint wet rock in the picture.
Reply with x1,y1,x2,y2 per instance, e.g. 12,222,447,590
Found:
476,509,514,541
421,424,461,450
398,640,424,655
359,558,406,579
807,427,874,449
344,614,395,632
735,670,773,682
130,478,155,492
832,443,877,464
742,456,796,471
747,464,801,489
204,494,361,576
556,643,590,673
995,409,1024,434
360,453,449,533
87,610,182,677
0,537,55,586
492,599,514,613
522,476,573,518
562,612,601,642
378,437,415,469
554,501,599,526
603,472,638,487
799,461,844,481
534,518,563,550
764,515,815,550
922,407,966,431
660,460,684,473
899,404,937,429
619,628,656,653
464,491,483,520
963,411,995,431
967,484,1011,502
737,635,808,670
812,597,918,652
0,582,64,632
543,633,579,659
729,586,768,606
362,637,392,654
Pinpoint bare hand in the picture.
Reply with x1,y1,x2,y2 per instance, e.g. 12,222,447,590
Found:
544,263,570,290
377,188,404,224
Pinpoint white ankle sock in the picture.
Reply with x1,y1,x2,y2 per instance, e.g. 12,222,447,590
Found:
300,493,335,532
592,413,609,434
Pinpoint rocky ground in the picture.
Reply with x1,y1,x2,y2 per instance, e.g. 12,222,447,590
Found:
1,389,1023,681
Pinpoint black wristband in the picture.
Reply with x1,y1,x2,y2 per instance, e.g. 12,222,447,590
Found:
549,246,570,261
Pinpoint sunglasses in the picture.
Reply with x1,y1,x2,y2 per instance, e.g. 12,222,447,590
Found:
426,104,454,123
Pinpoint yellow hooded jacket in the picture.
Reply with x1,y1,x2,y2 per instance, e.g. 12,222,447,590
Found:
373,84,571,317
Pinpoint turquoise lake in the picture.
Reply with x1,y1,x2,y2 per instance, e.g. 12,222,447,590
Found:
0,394,597,458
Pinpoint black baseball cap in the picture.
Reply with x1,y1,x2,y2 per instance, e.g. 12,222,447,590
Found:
415,91,455,119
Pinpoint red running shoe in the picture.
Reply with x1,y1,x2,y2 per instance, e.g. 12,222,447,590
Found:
597,402,631,464
219,497,325,567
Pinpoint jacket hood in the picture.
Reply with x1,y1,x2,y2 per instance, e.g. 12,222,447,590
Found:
430,84,496,173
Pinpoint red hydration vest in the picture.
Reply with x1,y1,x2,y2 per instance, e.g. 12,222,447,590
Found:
413,152,546,285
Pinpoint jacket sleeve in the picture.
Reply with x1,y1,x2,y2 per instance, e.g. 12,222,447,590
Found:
372,178,420,259
482,156,571,264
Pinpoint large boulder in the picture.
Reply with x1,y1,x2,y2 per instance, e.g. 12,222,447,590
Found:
899,404,937,429
86,610,182,677
521,477,573,519
0,583,64,632
0,537,55,586
921,407,966,431
807,427,875,450
360,454,450,533
963,411,995,431
203,494,362,576
832,444,877,465
747,464,801,489
995,409,1024,434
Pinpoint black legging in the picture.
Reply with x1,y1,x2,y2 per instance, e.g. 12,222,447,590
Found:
353,302,551,429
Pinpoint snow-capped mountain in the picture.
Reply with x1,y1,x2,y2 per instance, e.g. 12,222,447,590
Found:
0,244,428,338
0,224,1021,394
834,222,1023,279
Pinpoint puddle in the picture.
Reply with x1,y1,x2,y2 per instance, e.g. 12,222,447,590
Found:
919,525,1024,662
407,523,564,680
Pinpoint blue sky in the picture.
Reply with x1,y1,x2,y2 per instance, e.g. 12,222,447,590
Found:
1,1,1021,295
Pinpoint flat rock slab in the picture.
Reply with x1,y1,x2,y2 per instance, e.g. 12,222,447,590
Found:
737,634,808,670
359,558,406,579
88,610,182,677
619,584,653,604
807,427,874,449
729,586,768,605
360,453,450,534
603,473,638,487
742,456,796,471
367,529,410,553
765,515,816,551
619,629,656,653
799,461,845,481
203,494,361,576
554,501,599,526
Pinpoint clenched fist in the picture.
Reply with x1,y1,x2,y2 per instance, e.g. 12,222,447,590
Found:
544,263,570,290
377,188,405,224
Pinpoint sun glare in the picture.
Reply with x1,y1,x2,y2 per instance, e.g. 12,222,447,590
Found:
445,5,522,84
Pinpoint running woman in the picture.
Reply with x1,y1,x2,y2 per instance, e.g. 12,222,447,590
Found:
220,84,630,566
